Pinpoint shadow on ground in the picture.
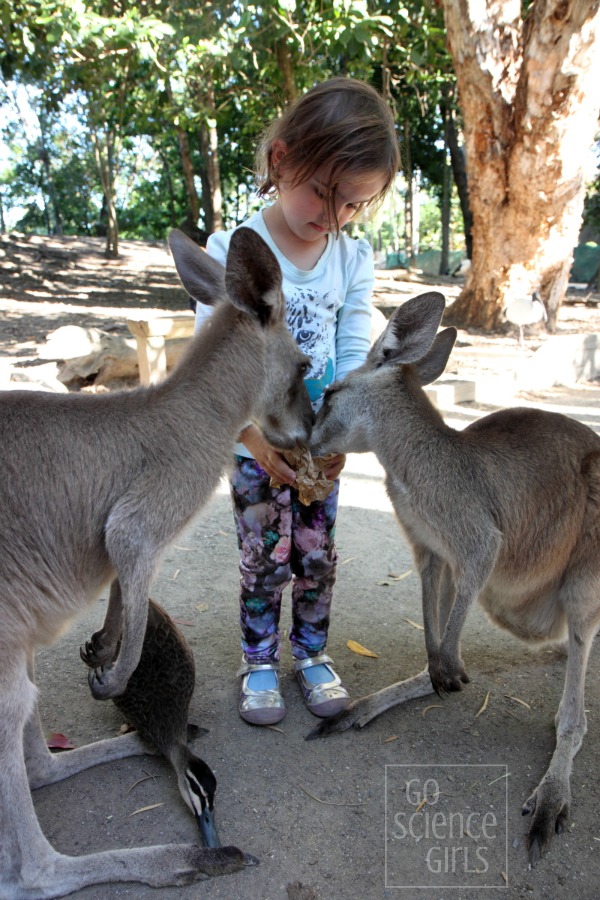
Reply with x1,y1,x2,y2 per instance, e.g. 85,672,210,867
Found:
33,477,600,900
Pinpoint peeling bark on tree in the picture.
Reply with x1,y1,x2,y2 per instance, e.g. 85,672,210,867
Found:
442,0,600,331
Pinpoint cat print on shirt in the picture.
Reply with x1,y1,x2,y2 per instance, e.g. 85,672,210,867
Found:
286,287,341,404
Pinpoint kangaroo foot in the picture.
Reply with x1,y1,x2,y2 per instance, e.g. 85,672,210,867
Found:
198,846,259,877
522,777,570,865
305,698,372,740
306,670,436,740
428,657,470,695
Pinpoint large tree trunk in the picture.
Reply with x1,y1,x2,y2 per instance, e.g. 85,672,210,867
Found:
442,0,600,331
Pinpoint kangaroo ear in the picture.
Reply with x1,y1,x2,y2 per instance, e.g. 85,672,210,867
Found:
225,228,284,325
372,292,446,366
168,229,226,306
414,327,457,385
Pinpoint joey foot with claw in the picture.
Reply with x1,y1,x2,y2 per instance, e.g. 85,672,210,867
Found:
522,778,570,865
87,664,127,700
80,630,115,670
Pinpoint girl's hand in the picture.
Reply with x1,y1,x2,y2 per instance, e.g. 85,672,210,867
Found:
323,453,346,481
239,424,297,484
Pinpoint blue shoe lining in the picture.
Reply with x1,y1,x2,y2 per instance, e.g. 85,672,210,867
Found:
301,663,333,685
246,669,278,691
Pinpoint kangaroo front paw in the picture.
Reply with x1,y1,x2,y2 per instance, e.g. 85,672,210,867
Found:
522,779,570,864
428,658,470,695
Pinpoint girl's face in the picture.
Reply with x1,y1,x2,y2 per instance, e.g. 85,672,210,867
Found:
272,143,387,243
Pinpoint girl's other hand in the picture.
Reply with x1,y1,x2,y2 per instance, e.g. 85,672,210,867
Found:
323,453,346,481
240,424,297,484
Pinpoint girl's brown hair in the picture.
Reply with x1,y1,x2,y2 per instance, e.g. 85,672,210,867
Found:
255,77,400,230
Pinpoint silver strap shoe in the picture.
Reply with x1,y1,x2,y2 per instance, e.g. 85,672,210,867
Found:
237,657,286,725
293,654,350,718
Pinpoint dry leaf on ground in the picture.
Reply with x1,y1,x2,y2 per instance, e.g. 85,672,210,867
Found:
46,732,75,750
347,639,380,658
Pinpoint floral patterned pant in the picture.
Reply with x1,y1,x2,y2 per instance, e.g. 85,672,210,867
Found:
230,455,340,663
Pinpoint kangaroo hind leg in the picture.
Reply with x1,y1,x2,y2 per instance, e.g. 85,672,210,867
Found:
523,603,600,864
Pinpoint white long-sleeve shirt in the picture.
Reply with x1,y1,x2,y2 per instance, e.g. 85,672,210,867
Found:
196,209,374,457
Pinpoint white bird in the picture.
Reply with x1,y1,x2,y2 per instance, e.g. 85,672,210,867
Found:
503,291,547,345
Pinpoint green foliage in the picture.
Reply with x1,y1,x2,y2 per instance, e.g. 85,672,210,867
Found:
582,161,600,236
1,0,590,258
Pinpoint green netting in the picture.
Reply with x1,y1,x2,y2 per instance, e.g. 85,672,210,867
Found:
386,248,464,274
571,243,600,283
385,243,600,284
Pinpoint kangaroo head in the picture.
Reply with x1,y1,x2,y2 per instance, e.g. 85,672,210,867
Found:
310,291,456,456
169,227,313,449
226,228,314,448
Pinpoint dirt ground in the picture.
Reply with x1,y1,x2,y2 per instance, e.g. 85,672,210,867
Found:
2,233,600,900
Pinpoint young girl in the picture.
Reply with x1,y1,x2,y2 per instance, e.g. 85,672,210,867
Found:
196,77,400,725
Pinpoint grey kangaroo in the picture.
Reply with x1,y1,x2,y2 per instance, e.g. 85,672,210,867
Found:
0,227,313,899
308,291,600,864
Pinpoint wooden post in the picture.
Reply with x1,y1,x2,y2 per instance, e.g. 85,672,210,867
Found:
126,314,195,385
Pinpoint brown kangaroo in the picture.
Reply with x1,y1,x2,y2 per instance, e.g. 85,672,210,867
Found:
308,290,600,864
0,227,312,898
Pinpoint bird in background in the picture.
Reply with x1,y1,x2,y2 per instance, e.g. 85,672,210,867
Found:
503,290,547,345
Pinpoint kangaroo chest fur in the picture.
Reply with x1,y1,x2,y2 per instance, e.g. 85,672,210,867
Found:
385,471,452,561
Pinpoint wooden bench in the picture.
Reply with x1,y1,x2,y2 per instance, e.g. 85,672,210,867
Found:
126,313,195,385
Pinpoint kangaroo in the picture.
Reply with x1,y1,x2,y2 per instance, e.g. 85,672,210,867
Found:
308,291,600,865
81,584,223,850
0,227,313,899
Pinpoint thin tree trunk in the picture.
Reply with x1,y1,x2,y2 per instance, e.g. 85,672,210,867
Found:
440,105,451,276
442,0,600,331
91,126,119,258
157,147,178,227
37,124,63,236
165,75,201,229
275,40,298,103
445,105,472,260
197,75,223,234
177,128,200,228
402,120,417,268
